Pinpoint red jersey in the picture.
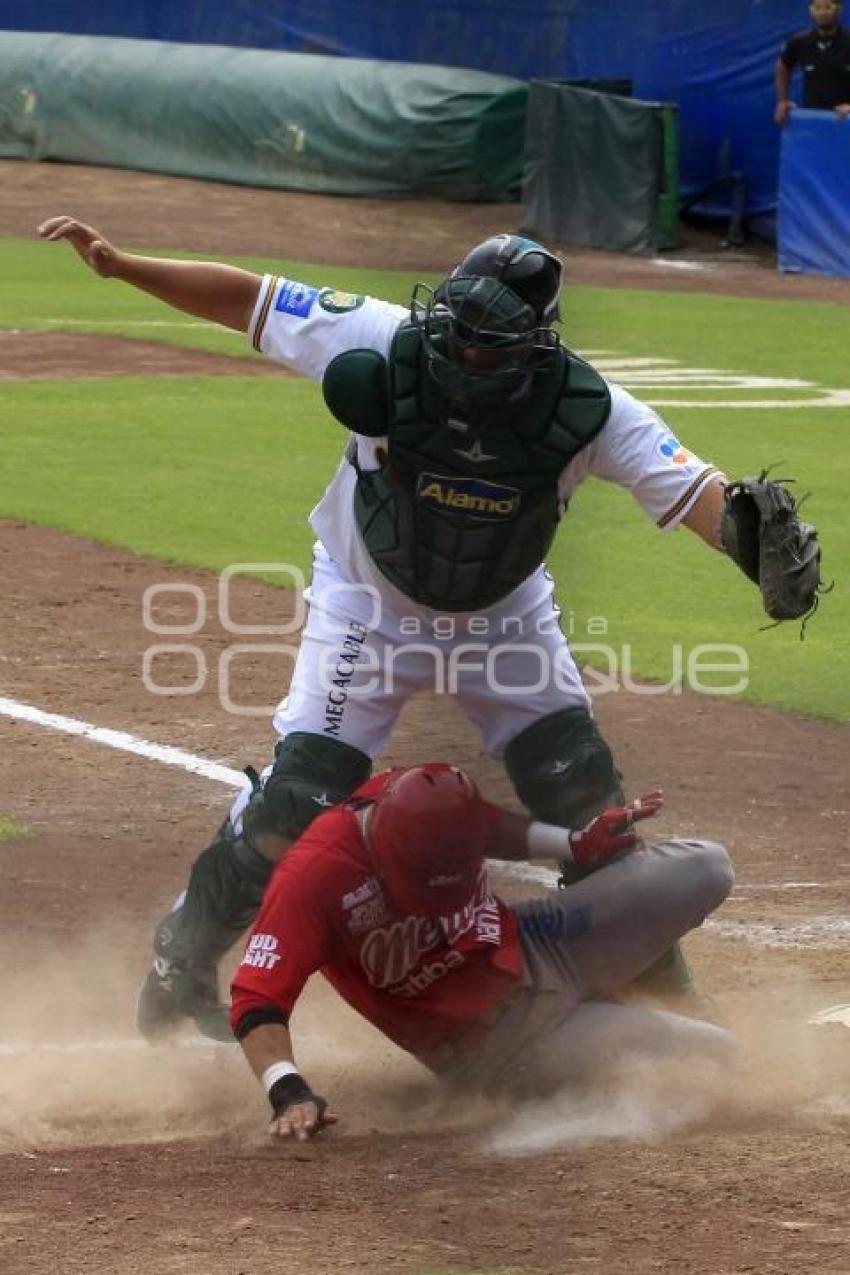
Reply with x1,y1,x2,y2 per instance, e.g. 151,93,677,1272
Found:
230,774,523,1057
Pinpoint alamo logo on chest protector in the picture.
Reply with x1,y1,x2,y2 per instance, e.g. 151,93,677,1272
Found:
417,473,521,521
322,326,611,611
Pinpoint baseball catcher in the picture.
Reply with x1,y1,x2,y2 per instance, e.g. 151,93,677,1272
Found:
230,764,735,1140
37,218,825,1041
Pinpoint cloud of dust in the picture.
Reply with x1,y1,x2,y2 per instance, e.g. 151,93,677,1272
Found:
0,929,444,1154
3,934,847,1159
0,928,247,1153
482,975,850,1157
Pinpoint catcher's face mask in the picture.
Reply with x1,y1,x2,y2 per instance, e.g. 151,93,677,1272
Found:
411,234,563,420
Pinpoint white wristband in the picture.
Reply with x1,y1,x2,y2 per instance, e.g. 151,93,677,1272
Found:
261,1060,301,1094
527,821,574,863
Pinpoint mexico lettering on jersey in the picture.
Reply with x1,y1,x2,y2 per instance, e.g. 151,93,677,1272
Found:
230,773,522,1057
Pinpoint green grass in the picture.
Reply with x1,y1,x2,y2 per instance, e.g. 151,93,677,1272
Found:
0,376,341,571
0,816,31,841
2,236,847,719
549,406,848,718
567,286,850,386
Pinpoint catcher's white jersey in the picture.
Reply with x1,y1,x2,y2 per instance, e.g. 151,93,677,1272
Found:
245,275,720,758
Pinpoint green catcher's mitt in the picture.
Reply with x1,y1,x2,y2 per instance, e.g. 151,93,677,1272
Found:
722,471,826,626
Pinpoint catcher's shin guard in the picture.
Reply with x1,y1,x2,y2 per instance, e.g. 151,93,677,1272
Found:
138,735,372,1043
250,732,373,841
138,818,274,1043
160,817,274,969
504,707,625,878
504,707,695,997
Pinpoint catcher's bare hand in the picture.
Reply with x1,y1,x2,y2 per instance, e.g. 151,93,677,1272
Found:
569,789,663,868
37,216,121,277
269,1098,339,1142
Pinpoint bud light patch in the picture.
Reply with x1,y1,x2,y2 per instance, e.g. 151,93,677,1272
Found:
417,472,521,521
275,279,319,318
241,932,282,970
656,433,693,465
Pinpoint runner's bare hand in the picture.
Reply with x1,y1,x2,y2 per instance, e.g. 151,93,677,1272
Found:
269,1099,339,1142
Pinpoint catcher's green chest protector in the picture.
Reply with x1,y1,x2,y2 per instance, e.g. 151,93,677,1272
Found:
322,324,611,612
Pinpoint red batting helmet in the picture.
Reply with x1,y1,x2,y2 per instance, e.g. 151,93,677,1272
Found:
367,763,496,917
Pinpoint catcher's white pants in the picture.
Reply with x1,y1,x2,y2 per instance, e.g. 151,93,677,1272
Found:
272,544,590,760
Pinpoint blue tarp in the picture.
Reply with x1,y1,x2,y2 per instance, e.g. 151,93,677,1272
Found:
0,2,817,222
778,109,850,279
0,0,575,70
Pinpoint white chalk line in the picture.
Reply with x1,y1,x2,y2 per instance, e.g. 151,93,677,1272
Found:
0,695,246,790
488,860,560,888
704,916,850,949
651,258,713,273
732,881,825,892
581,351,850,408
644,392,850,408
591,363,813,388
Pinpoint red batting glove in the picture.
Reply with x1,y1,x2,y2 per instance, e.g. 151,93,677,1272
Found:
568,789,664,868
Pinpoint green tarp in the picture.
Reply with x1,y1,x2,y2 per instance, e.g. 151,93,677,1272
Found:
522,82,679,255
0,32,526,199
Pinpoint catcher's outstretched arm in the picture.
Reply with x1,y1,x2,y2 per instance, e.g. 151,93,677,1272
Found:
681,475,727,549
38,216,261,333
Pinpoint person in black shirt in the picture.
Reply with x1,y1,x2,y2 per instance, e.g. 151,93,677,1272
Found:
775,0,850,125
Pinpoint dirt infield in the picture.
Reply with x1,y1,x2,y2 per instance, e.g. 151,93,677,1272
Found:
0,330,287,381
9,157,850,301
2,161,850,1275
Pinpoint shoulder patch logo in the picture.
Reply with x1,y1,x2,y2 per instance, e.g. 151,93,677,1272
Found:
275,279,319,318
319,289,366,314
656,433,693,466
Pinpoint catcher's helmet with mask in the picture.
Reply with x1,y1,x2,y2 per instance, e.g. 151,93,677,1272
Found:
411,234,563,420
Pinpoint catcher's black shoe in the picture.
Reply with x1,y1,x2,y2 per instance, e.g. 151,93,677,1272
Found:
136,959,234,1044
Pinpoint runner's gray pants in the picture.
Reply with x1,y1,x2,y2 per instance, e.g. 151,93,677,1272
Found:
430,838,735,1092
